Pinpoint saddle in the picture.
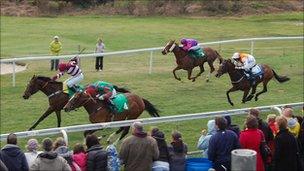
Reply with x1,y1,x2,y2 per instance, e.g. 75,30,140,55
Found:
244,65,264,85
187,47,205,59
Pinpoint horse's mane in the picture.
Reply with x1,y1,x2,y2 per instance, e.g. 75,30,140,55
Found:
36,75,62,85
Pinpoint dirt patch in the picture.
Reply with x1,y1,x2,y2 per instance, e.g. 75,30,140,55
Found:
1,63,27,75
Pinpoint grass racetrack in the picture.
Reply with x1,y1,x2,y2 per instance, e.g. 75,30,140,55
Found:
1,12,303,151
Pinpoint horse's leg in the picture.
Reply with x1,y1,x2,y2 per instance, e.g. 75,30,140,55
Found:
226,86,238,106
173,66,182,81
187,69,193,81
55,111,61,127
242,88,250,103
246,84,258,101
206,60,216,82
118,126,131,141
190,65,205,82
255,80,269,101
28,107,54,131
107,127,124,144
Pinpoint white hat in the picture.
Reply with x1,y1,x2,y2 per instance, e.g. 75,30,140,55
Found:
232,52,240,59
54,36,59,39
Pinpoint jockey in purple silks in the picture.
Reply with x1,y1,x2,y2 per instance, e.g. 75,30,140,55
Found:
180,38,201,52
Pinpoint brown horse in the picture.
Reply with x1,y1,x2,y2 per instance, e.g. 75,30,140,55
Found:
63,91,159,143
162,40,223,82
22,75,129,130
215,59,290,106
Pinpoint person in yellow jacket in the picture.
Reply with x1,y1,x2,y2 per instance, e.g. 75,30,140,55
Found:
50,36,62,71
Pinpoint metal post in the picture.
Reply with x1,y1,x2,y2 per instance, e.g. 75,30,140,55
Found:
12,61,16,87
250,41,254,55
149,51,153,74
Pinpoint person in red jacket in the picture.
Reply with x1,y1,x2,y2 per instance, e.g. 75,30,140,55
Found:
72,143,87,171
239,115,265,171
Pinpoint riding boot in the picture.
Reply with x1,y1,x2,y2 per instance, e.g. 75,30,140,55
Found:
69,85,78,93
106,99,118,114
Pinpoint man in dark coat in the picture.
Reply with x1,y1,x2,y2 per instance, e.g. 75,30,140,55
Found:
273,116,299,171
0,133,29,171
86,134,108,171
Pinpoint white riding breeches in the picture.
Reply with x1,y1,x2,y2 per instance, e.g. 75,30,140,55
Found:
65,73,84,87
243,55,256,71
189,45,201,51
110,88,117,99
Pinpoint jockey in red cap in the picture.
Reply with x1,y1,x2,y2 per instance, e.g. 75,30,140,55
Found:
52,60,83,92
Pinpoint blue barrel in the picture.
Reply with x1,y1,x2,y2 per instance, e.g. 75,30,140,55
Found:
186,158,213,171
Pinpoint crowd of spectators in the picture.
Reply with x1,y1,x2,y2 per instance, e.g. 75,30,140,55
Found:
0,106,303,171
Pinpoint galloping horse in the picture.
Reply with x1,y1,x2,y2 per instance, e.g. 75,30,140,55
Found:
63,91,159,143
215,59,290,106
22,75,128,130
162,40,223,82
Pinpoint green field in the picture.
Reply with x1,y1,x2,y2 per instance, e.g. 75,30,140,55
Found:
1,12,303,152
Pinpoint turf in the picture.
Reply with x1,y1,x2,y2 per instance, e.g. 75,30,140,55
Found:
0,12,303,152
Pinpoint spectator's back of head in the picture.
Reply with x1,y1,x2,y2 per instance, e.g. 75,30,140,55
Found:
276,116,288,130
282,107,293,118
53,137,66,150
246,115,258,129
26,138,39,152
249,108,260,118
73,143,85,154
215,117,227,130
171,131,184,153
86,134,100,149
131,121,144,133
267,114,277,123
7,133,17,145
42,138,53,152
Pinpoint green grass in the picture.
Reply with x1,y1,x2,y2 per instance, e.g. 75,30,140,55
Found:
1,12,303,152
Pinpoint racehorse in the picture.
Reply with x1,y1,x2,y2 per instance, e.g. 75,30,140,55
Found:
162,40,223,82
215,59,290,106
63,91,160,143
22,75,129,130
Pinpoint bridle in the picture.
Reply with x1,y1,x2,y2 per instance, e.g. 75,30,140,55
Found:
163,42,176,54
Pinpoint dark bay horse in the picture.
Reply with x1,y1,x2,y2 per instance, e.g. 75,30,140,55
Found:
162,40,223,82
22,75,128,130
215,59,290,106
63,91,159,143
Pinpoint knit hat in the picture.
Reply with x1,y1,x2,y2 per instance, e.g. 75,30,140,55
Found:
287,118,297,128
152,130,165,140
26,139,39,151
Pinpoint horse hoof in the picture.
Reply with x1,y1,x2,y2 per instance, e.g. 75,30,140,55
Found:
28,128,33,131
192,79,196,82
206,79,209,82
255,97,258,101
229,102,234,106
246,95,254,101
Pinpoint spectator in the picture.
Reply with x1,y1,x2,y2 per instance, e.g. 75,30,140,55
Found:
86,134,107,171
168,131,188,171
72,143,87,171
225,115,240,137
95,38,105,71
30,138,71,171
239,115,265,171
197,119,216,158
273,116,299,171
208,117,240,171
249,108,274,144
119,122,159,171
282,107,300,138
0,159,8,171
50,35,62,71
0,133,29,171
267,114,278,136
53,137,74,169
106,143,120,171
151,129,170,171
24,139,42,168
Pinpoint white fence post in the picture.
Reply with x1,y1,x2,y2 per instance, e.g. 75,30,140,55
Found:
250,41,254,55
149,51,153,74
12,61,16,87
60,129,68,146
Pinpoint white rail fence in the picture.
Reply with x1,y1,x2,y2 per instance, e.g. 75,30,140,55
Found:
0,36,303,87
1,102,302,141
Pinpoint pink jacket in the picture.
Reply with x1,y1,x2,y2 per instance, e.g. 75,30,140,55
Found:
72,152,87,171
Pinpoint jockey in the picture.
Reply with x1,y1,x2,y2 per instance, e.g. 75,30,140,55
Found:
231,52,257,85
52,60,84,92
85,81,117,113
180,38,201,52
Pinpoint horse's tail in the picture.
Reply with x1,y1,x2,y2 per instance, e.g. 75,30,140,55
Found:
113,85,130,93
142,98,160,117
272,69,290,83
215,50,223,64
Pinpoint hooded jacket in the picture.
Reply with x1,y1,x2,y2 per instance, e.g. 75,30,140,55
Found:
0,144,29,171
197,120,217,157
30,151,71,171
86,145,107,171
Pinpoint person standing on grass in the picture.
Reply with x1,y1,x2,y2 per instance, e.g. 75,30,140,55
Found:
95,38,105,71
50,36,62,71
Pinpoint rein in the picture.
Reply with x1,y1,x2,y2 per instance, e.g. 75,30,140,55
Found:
231,76,245,84
42,82,48,89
